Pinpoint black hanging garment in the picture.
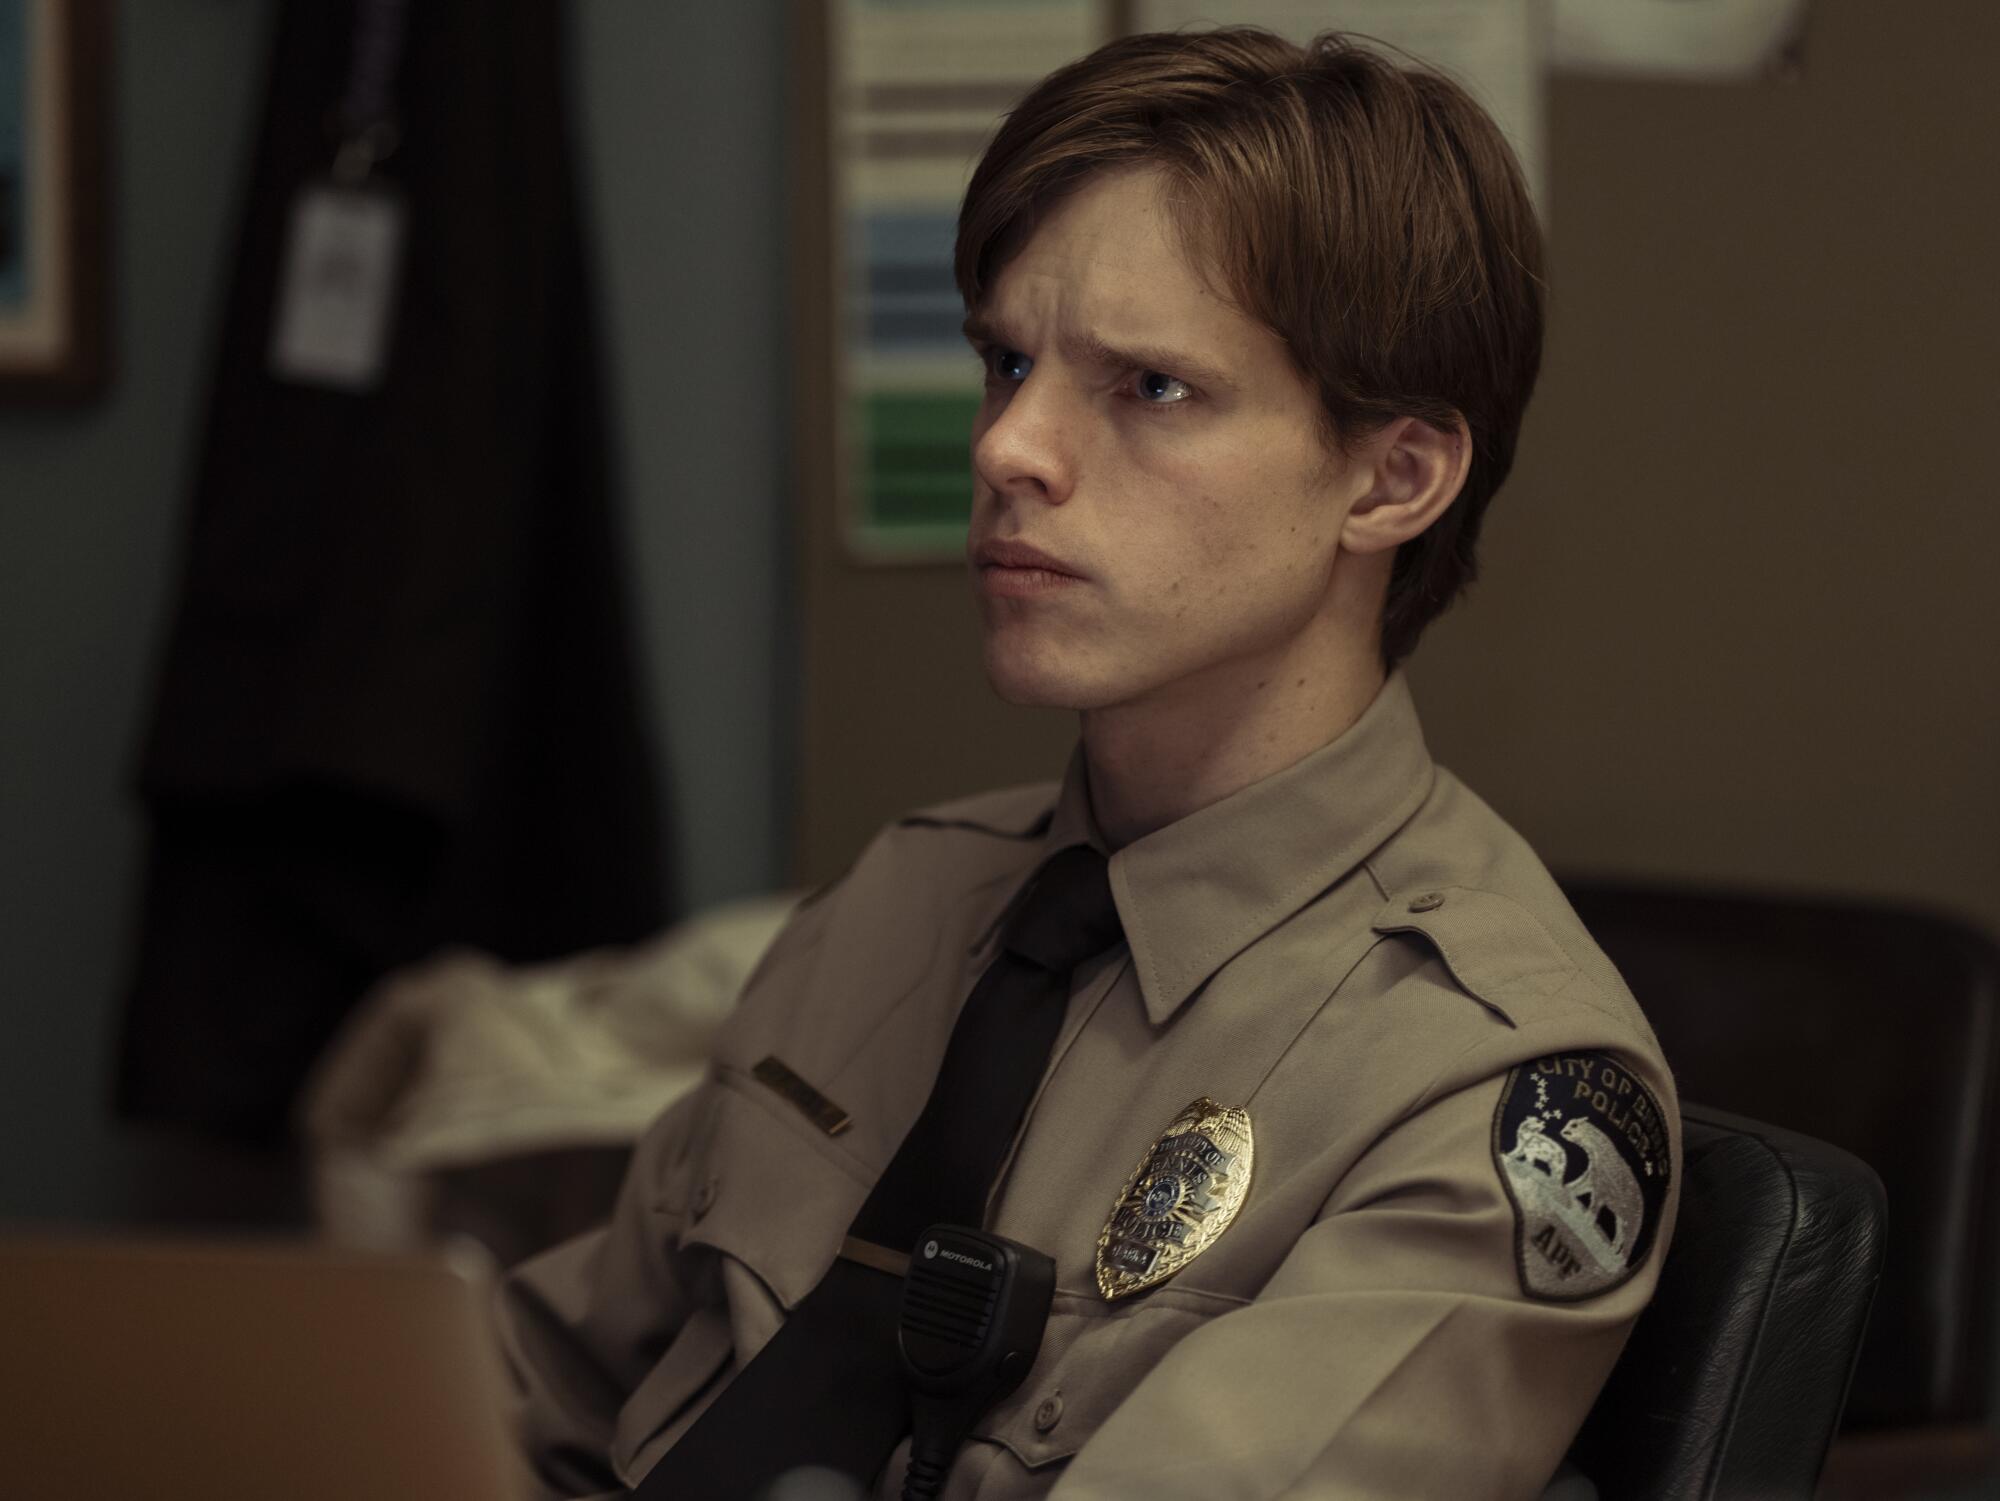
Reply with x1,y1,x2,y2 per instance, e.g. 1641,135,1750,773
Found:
115,0,671,1144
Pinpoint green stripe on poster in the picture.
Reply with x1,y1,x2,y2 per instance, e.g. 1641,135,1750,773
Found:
855,389,980,533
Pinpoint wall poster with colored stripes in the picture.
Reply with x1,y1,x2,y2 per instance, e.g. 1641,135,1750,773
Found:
831,0,1112,562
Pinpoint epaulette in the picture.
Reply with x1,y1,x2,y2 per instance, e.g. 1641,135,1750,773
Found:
1368,884,1585,1027
894,781,1057,841
797,783,1056,916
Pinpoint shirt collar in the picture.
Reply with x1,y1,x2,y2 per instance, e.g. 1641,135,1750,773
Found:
1043,668,1437,1026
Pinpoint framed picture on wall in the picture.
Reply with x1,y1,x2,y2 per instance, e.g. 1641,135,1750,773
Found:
0,0,109,402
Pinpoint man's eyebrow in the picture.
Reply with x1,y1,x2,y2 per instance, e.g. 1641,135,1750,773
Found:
960,312,1239,394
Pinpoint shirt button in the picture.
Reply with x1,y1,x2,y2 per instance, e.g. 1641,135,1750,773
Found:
1034,1393,1063,1432
1408,890,1445,912
691,1177,717,1217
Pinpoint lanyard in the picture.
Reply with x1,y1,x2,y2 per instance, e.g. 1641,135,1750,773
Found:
269,0,417,390
328,0,413,185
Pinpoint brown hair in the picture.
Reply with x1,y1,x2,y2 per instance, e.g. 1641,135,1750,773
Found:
955,26,1547,671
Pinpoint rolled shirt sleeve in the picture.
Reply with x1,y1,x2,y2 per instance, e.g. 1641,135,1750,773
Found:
494,1081,715,1499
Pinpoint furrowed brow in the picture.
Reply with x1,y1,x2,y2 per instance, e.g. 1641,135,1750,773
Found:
961,313,1237,394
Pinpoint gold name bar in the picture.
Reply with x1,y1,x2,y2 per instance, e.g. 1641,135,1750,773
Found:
752,1055,853,1137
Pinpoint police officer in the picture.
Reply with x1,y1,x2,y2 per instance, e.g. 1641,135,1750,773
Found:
497,27,1678,1501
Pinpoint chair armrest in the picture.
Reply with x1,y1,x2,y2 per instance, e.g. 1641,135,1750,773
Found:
1570,1105,1888,1500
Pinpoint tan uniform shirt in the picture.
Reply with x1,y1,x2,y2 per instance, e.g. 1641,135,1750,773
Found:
498,669,1681,1500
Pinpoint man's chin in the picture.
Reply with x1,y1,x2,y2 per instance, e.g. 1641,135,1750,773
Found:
983,672,1079,710
980,650,1104,711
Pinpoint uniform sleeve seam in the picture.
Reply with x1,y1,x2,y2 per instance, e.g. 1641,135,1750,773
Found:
1541,965,1638,1032
1396,1012,1659,1125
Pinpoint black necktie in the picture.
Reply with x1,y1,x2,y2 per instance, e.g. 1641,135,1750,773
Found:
632,843,1125,1498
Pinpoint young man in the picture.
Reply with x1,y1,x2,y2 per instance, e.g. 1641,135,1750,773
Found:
499,26,1678,1500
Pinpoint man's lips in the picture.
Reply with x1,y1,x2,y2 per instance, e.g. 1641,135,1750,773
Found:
973,538,1085,578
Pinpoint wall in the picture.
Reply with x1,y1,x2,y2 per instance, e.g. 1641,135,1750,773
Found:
0,2,270,1220
575,0,797,913
794,0,2000,952
0,1,795,1221
1416,0,2000,927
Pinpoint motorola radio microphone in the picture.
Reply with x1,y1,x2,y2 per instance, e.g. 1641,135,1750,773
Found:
895,1225,1056,1501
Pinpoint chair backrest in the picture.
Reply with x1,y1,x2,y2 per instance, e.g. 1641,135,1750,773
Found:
1570,1104,1886,1499
1560,877,2000,1431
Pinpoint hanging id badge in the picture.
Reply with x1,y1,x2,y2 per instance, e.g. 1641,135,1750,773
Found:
268,134,407,393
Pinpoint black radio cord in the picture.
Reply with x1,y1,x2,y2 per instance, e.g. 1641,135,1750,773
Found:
900,1426,956,1501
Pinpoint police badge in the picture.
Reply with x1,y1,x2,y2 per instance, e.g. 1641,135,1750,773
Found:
1095,1097,1254,1300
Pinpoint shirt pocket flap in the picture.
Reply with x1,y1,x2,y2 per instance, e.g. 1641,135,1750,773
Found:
973,1295,1223,1469
674,1072,872,1311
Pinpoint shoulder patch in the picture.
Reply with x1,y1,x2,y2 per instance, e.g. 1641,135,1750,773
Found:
1492,1052,1671,1301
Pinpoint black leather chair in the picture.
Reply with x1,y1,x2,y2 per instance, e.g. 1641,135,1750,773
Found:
1570,1104,1886,1499
1559,878,2000,1495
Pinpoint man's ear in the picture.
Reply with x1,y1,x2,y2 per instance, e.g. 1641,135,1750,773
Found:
1339,414,1471,556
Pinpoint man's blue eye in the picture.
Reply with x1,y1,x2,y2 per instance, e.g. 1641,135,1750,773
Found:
977,347,1194,413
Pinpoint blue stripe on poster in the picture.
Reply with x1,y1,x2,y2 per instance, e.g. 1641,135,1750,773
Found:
853,209,967,351
0,0,28,309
